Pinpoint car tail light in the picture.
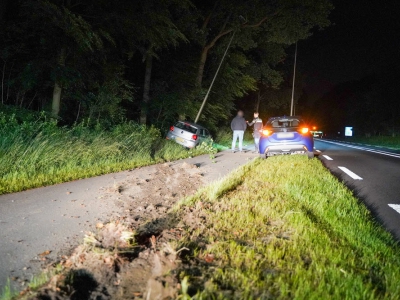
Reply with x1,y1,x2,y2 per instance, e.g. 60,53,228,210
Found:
170,126,174,131
262,129,271,136
192,134,198,140
300,127,309,134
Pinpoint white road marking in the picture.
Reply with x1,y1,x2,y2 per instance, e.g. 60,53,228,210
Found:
320,140,400,159
388,204,400,214
316,150,321,153
322,155,333,160
338,166,363,180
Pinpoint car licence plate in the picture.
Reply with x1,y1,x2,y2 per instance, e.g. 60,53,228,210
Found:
175,137,185,143
276,132,294,139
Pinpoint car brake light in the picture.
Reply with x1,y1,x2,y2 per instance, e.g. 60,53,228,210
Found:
262,129,270,136
192,134,198,140
300,127,309,134
170,126,174,131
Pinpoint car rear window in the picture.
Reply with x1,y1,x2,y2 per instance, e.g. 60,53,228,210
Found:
174,122,198,134
269,119,302,128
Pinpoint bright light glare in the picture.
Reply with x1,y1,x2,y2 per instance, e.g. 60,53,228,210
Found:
262,129,270,136
300,128,309,134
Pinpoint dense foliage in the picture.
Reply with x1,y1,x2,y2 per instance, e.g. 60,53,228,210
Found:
0,0,333,131
0,105,215,194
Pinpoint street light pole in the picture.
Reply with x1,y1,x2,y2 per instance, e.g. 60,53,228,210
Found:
290,42,298,116
194,31,236,123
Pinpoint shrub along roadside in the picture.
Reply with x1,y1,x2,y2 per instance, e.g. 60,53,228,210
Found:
173,156,400,299
0,113,215,195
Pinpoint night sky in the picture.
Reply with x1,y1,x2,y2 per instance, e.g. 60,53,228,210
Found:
300,0,400,99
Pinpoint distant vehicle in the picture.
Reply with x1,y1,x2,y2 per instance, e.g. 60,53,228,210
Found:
311,130,323,138
166,121,212,148
259,116,314,159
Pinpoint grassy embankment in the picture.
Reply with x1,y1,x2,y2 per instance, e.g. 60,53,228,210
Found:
344,136,400,150
0,103,257,195
3,155,400,299
173,155,400,299
0,110,215,195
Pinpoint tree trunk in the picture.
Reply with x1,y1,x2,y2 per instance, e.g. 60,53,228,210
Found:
6,61,14,103
140,54,153,125
52,0,70,118
52,82,62,117
0,0,8,21
51,48,66,118
255,89,261,112
196,47,210,88
1,60,5,104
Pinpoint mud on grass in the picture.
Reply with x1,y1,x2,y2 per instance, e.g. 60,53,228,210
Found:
14,162,206,300
14,156,400,299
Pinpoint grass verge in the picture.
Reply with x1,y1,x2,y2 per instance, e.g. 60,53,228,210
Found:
342,136,400,150
5,155,400,299
173,155,400,299
0,113,215,195
0,265,63,300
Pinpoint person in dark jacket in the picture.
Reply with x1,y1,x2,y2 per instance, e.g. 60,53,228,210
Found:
247,112,263,153
231,110,247,152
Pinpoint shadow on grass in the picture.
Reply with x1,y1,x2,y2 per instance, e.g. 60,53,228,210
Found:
135,210,182,247
36,269,100,300
68,269,99,300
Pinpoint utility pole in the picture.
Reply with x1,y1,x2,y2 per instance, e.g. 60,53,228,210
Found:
290,42,298,116
194,31,236,123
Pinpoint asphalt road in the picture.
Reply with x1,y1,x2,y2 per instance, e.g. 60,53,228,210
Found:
315,139,400,241
0,147,257,292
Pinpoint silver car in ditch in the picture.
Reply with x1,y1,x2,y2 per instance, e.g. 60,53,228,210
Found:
166,121,212,148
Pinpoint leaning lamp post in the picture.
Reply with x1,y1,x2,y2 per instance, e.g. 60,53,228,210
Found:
290,42,298,116
194,31,236,123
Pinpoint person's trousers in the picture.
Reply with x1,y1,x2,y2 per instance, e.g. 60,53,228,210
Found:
254,137,260,152
232,130,244,151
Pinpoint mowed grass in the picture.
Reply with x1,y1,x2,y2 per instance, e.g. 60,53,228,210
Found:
0,113,214,195
175,156,400,299
345,136,400,150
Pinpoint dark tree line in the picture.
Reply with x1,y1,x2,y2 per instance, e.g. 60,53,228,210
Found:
0,0,333,131
309,66,400,136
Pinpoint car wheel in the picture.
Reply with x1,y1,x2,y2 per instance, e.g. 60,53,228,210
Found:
307,151,314,159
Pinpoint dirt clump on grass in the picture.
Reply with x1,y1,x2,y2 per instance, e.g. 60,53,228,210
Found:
28,162,205,300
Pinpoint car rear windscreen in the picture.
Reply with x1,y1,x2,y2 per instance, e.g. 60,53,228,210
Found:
269,119,301,128
174,122,197,134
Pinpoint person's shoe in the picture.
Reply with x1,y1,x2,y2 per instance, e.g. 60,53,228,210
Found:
231,150,235,153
